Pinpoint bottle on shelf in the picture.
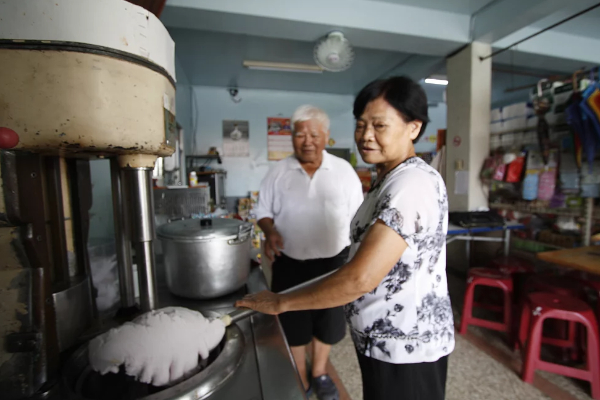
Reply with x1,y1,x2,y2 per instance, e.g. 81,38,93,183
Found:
189,171,198,187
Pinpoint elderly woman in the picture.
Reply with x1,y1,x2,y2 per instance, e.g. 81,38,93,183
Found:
237,76,454,400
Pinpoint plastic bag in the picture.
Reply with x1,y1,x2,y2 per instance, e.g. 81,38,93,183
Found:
537,150,558,201
522,173,539,200
505,155,525,183
559,154,580,194
522,151,543,201
493,164,506,181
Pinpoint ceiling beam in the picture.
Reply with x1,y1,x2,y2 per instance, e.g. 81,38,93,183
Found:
161,0,469,56
470,0,580,43
491,29,600,72
381,55,446,82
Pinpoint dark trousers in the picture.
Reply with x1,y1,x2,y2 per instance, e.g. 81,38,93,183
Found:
271,248,349,347
357,352,448,400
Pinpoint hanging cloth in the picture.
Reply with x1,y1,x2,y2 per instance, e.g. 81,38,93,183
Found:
533,80,552,164
580,68,600,144
579,81,600,173
565,71,596,173
566,93,586,170
582,86,600,139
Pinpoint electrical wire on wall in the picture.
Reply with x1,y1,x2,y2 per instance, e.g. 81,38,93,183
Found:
480,2,600,61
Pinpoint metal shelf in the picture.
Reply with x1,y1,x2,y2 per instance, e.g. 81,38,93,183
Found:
490,123,569,136
490,126,537,136
512,237,565,250
186,154,222,168
490,202,581,217
491,202,600,220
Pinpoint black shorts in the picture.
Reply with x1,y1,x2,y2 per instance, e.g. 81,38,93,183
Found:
357,352,448,400
271,248,349,347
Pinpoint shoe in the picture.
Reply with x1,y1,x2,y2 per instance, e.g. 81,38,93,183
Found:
305,372,313,398
305,383,313,398
312,374,339,400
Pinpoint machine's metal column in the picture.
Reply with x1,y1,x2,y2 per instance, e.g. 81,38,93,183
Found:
126,166,158,312
110,158,136,309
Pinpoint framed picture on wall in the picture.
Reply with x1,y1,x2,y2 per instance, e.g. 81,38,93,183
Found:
222,120,250,157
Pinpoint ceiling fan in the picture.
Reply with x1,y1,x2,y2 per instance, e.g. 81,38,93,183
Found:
313,31,355,72
242,31,355,74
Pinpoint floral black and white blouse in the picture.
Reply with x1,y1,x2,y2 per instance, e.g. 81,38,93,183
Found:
344,157,454,364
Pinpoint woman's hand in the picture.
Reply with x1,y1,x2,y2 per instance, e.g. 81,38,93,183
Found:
235,291,285,315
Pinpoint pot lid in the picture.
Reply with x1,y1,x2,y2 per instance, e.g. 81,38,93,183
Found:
157,218,249,241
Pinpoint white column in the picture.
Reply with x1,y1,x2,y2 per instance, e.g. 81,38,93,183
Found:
446,42,492,211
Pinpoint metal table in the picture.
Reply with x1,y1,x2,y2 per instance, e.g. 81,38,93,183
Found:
446,221,525,267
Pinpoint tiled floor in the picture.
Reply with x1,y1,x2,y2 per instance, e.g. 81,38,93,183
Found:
322,272,595,400
328,333,362,399
328,331,553,400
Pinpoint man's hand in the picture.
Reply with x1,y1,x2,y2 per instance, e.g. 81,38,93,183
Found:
264,230,284,262
235,291,284,315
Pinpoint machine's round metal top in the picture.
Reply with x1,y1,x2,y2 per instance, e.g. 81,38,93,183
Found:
157,218,250,241
62,321,245,400
0,0,175,81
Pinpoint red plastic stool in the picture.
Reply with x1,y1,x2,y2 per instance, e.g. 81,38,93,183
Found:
518,293,600,399
489,256,535,274
487,257,535,345
564,275,600,358
525,275,587,299
584,279,600,314
460,268,513,335
521,275,588,355
567,273,600,310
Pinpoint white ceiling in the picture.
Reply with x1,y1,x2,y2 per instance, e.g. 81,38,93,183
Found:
369,0,496,15
171,28,415,95
163,0,600,101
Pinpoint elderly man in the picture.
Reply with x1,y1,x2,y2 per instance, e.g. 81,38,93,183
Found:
255,105,363,400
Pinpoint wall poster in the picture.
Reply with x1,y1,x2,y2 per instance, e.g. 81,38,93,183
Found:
267,117,294,161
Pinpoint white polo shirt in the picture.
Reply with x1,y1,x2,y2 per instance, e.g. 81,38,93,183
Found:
255,151,364,260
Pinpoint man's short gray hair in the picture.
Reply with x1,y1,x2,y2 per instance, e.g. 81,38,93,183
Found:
291,105,330,132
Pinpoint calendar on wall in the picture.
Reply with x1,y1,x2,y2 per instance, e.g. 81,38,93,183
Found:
267,117,294,161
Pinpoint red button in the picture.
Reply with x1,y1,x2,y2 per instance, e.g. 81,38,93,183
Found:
0,127,19,149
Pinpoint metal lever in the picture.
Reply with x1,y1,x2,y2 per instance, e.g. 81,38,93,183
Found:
222,269,338,326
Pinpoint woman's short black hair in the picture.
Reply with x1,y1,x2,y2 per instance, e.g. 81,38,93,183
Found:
353,76,430,143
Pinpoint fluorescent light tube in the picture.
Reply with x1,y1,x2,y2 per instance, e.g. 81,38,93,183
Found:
425,78,448,86
243,61,323,74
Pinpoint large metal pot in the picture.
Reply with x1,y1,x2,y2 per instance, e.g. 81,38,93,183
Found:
157,218,252,299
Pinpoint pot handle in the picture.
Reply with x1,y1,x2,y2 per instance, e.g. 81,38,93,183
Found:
228,223,253,245
200,218,212,227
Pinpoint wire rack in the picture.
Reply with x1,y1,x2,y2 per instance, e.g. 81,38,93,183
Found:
489,125,570,151
153,187,210,220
